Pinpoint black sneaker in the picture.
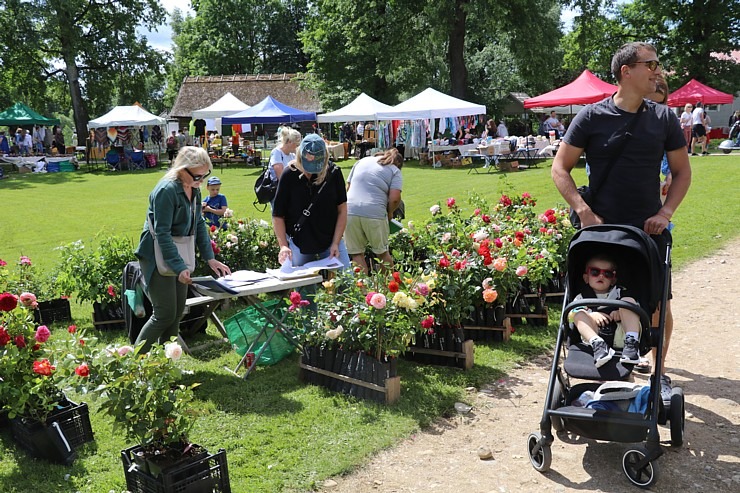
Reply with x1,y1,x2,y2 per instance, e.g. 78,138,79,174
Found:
660,375,672,406
702,151,710,155
592,339,615,368
691,153,699,156
620,335,640,364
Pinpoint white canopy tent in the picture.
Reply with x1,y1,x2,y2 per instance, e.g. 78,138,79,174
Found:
87,105,166,128
376,87,486,121
192,92,251,119
317,93,393,123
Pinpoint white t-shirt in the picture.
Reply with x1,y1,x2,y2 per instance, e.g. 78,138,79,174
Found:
691,107,704,125
679,111,692,128
268,147,295,181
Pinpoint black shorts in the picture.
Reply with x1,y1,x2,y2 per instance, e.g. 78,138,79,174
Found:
692,124,706,138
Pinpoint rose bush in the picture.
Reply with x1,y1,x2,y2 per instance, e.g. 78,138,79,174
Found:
0,292,87,423
204,217,280,273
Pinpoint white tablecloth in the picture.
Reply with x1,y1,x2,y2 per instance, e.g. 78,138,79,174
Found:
428,143,478,154
326,142,345,160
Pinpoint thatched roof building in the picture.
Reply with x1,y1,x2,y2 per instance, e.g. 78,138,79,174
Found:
169,73,321,122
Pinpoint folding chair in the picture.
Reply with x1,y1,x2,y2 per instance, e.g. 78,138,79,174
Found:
105,149,120,171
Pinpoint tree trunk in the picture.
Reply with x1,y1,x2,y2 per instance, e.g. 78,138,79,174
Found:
55,4,89,147
448,0,468,99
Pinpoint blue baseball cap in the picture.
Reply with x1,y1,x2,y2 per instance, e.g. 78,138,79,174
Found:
207,176,221,185
299,134,326,174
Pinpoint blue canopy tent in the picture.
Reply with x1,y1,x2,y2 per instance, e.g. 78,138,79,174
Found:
222,96,316,124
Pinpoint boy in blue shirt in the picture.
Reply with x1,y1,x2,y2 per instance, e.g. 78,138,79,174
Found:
202,176,228,229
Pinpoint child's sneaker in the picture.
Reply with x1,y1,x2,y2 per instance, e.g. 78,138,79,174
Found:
592,338,614,368
619,335,640,364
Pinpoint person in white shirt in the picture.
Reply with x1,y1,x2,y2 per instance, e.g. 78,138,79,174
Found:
679,103,693,151
690,102,707,156
496,121,509,138
544,111,565,139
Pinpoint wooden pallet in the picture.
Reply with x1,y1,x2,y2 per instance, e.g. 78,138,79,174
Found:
405,339,475,370
464,317,513,342
298,362,401,404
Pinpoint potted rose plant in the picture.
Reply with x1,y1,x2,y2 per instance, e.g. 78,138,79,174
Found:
290,266,430,403
83,339,231,491
0,292,94,464
0,255,72,325
55,235,136,329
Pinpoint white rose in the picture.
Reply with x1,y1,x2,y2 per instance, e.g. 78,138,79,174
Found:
164,342,183,361
223,208,234,218
429,204,441,215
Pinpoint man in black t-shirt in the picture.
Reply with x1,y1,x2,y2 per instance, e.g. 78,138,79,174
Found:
552,42,691,406
193,119,207,145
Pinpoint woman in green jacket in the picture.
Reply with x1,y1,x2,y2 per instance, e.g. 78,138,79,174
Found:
135,146,231,351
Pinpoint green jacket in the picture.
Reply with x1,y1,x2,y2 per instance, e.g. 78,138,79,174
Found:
135,178,215,285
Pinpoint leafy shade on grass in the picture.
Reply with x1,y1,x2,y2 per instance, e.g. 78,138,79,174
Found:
0,155,738,491
1,155,739,272
0,300,557,493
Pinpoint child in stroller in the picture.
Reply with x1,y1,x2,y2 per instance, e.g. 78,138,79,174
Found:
571,253,641,368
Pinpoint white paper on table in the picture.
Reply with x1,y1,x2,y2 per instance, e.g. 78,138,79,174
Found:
224,270,272,283
266,256,343,280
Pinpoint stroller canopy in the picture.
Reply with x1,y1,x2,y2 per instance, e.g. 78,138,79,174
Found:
566,225,667,315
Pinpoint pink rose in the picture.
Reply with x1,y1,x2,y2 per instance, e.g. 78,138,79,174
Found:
483,288,498,303
365,291,378,305
289,291,302,305
516,266,528,276
19,256,32,266
493,257,507,272
447,197,456,208
19,292,37,308
35,325,51,343
369,293,387,309
117,345,134,356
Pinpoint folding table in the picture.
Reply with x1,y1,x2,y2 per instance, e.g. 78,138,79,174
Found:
184,274,323,378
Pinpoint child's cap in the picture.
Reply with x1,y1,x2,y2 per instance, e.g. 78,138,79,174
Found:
207,176,221,185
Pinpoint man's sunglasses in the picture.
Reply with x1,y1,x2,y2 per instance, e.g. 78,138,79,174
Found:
185,168,211,182
585,267,616,279
630,60,661,71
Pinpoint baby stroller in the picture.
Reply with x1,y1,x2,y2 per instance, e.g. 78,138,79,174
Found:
527,224,685,488
718,120,740,154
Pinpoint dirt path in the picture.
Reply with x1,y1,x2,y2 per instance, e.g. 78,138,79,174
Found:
322,238,740,492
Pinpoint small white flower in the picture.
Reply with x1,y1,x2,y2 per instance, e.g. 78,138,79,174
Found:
429,204,441,215
223,208,234,218
441,232,452,243
259,219,270,228
407,220,415,230
164,342,183,361
473,229,489,242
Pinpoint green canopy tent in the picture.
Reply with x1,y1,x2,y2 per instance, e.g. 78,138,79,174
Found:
0,102,60,127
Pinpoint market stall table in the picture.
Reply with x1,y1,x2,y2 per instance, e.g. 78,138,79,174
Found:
184,273,323,378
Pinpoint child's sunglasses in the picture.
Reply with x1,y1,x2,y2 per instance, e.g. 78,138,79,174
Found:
585,267,616,279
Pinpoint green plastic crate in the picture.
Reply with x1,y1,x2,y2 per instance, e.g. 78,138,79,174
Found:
223,299,295,366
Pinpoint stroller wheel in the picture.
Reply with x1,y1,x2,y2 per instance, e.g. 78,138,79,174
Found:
669,387,685,447
527,432,552,472
622,447,659,488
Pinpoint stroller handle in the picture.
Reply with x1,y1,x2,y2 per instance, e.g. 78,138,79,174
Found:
563,298,651,330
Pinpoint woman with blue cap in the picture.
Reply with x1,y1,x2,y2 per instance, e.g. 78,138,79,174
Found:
272,133,350,268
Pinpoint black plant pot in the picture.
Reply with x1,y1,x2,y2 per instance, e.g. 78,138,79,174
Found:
34,298,73,326
92,301,126,331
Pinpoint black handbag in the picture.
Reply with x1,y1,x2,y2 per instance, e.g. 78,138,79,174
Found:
570,101,646,229
254,168,277,205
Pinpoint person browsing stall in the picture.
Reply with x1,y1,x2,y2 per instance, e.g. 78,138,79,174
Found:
202,176,228,229
272,134,351,269
345,148,403,273
134,146,231,352
551,42,691,406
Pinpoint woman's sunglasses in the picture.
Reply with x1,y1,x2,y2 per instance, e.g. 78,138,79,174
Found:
630,60,661,71
585,267,616,279
185,168,211,182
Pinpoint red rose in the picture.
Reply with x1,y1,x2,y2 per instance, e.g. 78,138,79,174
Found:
32,344,40,351
0,327,10,346
547,214,557,224
438,257,450,268
473,208,481,216
75,363,90,377
289,291,302,305
0,292,18,312
210,225,217,233
68,325,77,334
482,214,491,224
494,238,503,248
447,197,456,208
107,285,116,297
14,335,26,348
388,281,399,293
420,315,435,329
33,359,55,376
392,271,401,283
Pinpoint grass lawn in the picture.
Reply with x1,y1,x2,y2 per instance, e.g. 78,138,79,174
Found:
0,153,739,492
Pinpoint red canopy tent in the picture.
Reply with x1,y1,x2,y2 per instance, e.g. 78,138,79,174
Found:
666,79,734,107
523,70,617,109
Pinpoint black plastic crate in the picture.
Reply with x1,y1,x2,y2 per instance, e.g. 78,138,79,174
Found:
33,298,73,325
122,445,231,493
11,399,94,451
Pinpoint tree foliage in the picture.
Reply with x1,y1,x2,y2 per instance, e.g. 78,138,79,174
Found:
0,0,167,144
561,0,740,92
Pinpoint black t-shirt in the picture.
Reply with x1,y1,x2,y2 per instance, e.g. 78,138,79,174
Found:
272,164,347,254
565,98,685,226
193,119,207,137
